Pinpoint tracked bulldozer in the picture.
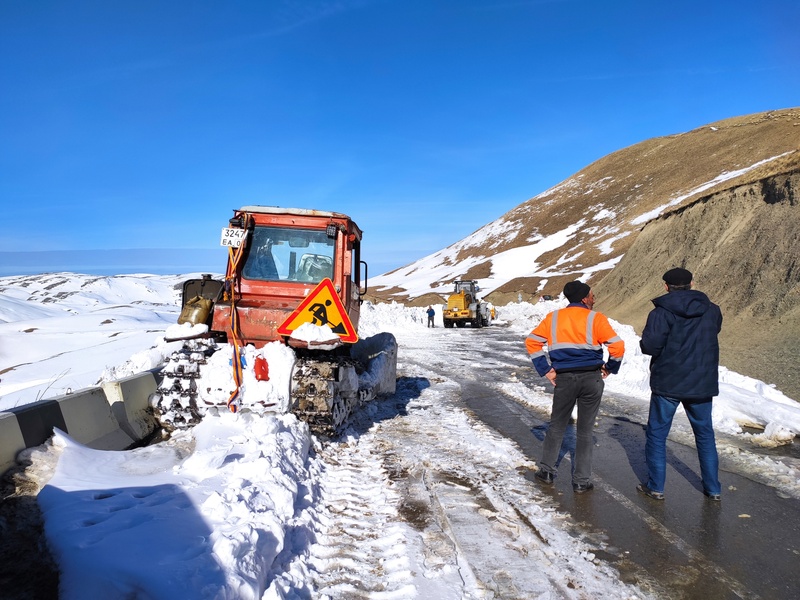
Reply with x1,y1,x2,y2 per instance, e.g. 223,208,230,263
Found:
154,206,397,435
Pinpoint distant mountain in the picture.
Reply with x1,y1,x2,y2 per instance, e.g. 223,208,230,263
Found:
370,107,800,400
0,249,226,277
372,108,800,305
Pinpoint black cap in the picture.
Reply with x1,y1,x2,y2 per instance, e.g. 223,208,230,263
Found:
563,281,591,303
663,267,693,286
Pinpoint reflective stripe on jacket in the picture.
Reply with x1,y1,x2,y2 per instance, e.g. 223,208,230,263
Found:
525,303,625,376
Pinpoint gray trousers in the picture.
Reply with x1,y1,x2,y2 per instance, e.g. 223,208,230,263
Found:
539,370,604,485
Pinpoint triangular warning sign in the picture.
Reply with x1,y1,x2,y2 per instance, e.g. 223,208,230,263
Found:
277,278,358,343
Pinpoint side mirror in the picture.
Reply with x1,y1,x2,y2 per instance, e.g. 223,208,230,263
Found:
359,260,368,297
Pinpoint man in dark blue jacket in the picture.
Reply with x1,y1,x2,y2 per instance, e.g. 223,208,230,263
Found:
638,267,723,501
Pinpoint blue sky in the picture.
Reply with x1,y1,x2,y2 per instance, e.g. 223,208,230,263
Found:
1,0,798,276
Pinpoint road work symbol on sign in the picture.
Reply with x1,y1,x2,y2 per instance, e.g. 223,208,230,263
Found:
277,278,358,343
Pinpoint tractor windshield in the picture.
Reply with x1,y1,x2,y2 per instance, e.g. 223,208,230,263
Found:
242,226,335,283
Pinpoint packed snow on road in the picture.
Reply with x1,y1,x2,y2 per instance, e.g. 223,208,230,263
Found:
2,273,799,599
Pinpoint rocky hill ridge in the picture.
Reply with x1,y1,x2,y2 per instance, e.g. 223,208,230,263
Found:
595,168,800,400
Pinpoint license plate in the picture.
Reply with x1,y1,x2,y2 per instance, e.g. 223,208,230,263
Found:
220,227,248,247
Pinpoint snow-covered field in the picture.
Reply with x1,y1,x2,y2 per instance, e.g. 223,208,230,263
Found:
2,273,799,599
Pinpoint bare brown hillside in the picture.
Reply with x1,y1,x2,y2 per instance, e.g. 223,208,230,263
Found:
373,108,800,306
492,109,800,299
595,168,800,400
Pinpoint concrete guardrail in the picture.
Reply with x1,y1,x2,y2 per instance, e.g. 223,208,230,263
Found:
0,371,160,477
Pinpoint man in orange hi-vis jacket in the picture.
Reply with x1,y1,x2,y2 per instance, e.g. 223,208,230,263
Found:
525,281,625,493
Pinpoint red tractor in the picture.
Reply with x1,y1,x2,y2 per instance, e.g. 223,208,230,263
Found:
156,206,397,434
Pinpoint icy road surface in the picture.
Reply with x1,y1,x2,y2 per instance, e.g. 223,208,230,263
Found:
270,333,650,599
288,322,800,599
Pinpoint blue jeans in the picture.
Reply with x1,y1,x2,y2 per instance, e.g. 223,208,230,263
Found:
645,394,721,495
539,370,604,485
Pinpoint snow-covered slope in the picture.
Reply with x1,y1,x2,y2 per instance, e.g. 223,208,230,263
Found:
0,273,203,407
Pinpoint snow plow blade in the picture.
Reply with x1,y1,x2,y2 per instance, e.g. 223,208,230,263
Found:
352,332,398,402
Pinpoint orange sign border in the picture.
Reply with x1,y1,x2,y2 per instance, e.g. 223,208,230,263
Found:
277,278,358,343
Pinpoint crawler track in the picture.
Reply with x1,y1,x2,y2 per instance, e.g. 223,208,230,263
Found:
290,355,361,436
154,340,365,436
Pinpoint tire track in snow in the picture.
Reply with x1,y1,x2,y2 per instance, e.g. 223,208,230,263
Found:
306,439,417,599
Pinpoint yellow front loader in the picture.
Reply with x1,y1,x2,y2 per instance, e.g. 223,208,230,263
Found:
442,280,491,328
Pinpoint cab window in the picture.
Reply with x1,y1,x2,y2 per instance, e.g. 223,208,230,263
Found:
243,226,335,283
